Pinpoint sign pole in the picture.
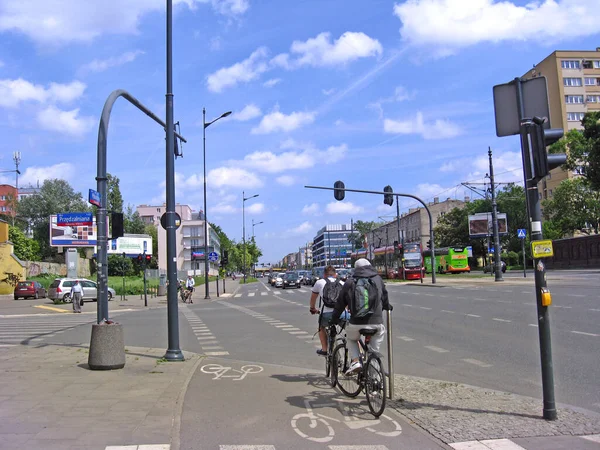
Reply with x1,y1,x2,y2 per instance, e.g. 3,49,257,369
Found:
522,238,526,278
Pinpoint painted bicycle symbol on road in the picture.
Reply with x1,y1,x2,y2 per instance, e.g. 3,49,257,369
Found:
200,363,263,381
291,397,402,443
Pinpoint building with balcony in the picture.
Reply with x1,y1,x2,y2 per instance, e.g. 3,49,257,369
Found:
522,48,600,201
312,224,353,268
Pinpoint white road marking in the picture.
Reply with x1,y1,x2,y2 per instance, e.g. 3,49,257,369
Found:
492,318,511,323
419,306,432,310
425,346,448,353
402,304,414,307
582,434,600,443
220,446,276,449
528,324,538,328
261,292,268,296
466,314,480,318
289,331,309,335
202,346,224,350
441,310,455,314
474,298,488,302
398,336,414,341
462,359,492,368
521,290,530,294
248,293,255,297
204,351,230,356
275,325,294,328
451,439,525,449
196,336,216,340
106,445,170,450
423,293,435,297
329,446,390,449
286,328,301,331
553,305,572,309
568,294,585,298
591,309,600,312
234,294,242,298
571,331,599,337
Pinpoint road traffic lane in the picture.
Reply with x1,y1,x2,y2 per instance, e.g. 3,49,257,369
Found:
180,356,448,450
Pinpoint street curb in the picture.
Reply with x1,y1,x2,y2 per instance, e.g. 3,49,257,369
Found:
170,352,204,450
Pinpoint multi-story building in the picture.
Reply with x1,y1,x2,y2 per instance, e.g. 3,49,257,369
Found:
312,224,353,268
0,185,17,217
296,243,312,270
136,204,219,275
17,183,41,201
522,48,600,200
366,198,467,253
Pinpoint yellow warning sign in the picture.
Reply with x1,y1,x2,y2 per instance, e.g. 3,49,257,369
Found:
531,240,554,258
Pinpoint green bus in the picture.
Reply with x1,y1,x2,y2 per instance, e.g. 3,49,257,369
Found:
423,247,470,274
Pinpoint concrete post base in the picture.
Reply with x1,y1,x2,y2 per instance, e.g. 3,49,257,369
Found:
88,323,125,370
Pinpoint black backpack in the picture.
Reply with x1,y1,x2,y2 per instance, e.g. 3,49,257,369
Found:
321,278,343,308
352,277,379,318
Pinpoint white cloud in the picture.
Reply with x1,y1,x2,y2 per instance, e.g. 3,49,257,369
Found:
322,88,336,96
326,201,364,214
368,85,416,117
233,104,262,121
206,47,270,93
242,148,314,173
302,203,320,215
288,221,313,235
207,166,263,188
284,31,383,68
252,109,315,134
10,162,76,186
0,79,86,108
276,175,296,186
37,106,95,136
211,203,237,214
325,144,347,163
413,183,448,202
467,150,523,183
384,112,462,140
263,78,281,87
80,50,144,73
393,0,600,54
0,0,246,46
246,202,265,214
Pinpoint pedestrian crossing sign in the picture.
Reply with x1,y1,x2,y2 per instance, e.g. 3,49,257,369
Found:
517,229,526,239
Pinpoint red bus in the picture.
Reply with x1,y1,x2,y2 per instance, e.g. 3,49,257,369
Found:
400,243,424,280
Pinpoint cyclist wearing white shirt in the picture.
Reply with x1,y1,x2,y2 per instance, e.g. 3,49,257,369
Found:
309,265,349,356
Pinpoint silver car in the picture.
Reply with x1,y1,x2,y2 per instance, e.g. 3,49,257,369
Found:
48,278,116,303
274,274,285,288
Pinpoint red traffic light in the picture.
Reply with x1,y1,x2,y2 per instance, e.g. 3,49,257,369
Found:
137,254,143,262
145,254,151,262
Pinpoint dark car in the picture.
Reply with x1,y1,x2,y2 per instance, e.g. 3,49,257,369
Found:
483,261,507,273
310,267,325,286
337,268,350,281
14,281,47,300
282,272,301,289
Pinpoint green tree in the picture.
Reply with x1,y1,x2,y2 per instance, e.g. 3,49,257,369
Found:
8,225,41,261
107,173,124,213
123,205,146,234
542,178,600,236
496,184,527,253
348,220,378,249
17,179,89,258
108,254,134,276
144,224,158,257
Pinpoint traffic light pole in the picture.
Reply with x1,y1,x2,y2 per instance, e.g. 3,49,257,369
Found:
515,78,556,420
307,184,436,284
488,148,503,282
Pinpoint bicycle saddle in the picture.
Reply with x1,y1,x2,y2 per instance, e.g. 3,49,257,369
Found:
359,328,377,336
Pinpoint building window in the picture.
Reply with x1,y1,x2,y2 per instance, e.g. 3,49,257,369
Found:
0,195,5,200
587,95,600,103
585,77,599,86
0,206,5,212
549,189,553,197
565,95,584,104
561,60,580,69
563,77,582,87
567,112,585,121
594,61,600,69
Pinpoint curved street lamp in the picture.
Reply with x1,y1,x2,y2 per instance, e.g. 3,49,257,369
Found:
203,108,232,299
252,220,264,277
242,192,259,283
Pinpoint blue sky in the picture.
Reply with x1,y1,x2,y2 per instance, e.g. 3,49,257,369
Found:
1,0,599,263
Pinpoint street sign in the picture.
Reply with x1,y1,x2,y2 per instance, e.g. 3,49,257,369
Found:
88,189,101,207
517,229,527,239
208,251,219,262
160,212,181,230
56,212,93,227
493,76,551,137
532,240,554,258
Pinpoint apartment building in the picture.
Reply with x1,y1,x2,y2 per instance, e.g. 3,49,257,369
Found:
0,185,17,217
522,48,600,200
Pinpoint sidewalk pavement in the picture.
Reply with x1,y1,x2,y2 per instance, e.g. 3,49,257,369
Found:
0,344,202,450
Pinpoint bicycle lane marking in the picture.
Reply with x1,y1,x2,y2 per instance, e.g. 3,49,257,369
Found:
180,356,419,449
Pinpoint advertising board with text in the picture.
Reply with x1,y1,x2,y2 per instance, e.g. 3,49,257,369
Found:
468,213,508,238
50,214,98,247
108,236,153,257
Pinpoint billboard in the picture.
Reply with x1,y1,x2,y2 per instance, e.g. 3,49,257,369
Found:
108,235,152,257
50,214,98,247
468,213,508,238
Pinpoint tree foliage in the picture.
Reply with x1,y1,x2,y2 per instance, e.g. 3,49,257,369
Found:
348,220,378,249
107,173,124,213
123,205,145,234
8,225,40,261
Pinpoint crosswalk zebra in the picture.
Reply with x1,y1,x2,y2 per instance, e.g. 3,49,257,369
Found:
0,313,120,347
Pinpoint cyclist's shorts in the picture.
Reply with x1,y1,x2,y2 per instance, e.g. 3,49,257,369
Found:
319,310,350,327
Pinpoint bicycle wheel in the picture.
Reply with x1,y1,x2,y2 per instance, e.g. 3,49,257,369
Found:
332,343,362,397
365,354,386,417
325,330,331,378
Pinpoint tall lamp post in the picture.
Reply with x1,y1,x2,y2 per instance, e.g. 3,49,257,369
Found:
203,108,232,299
252,220,264,277
242,192,259,283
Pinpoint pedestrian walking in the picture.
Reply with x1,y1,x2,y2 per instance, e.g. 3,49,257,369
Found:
71,280,83,313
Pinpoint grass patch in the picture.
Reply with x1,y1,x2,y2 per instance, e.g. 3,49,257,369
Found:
156,358,168,365
240,277,258,284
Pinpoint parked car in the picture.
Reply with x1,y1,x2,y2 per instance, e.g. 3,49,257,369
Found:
47,278,116,303
282,272,301,289
483,261,507,273
269,272,279,286
297,270,307,285
274,273,285,288
13,281,46,300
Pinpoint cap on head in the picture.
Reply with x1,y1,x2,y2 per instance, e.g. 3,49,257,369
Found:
354,258,371,268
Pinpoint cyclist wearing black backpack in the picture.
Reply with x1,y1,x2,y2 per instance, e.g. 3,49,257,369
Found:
309,265,349,356
331,258,392,374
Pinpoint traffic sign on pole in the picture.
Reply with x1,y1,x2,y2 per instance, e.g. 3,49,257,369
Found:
208,251,219,262
517,229,527,239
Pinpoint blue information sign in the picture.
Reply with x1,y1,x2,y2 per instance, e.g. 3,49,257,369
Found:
88,189,101,207
208,251,219,262
57,212,93,226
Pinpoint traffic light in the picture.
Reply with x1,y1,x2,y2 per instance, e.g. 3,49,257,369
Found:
383,185,394,206
122,252,126,258
111,212,124,239
333,180,345,201
531,117,566,181
426,240,431,250
137,253,143,263
222,250,229,266
145,254,151,263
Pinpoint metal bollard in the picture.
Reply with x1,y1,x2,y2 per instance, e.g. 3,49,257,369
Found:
223,278,226,294
216,276,220,297
386,309,394,399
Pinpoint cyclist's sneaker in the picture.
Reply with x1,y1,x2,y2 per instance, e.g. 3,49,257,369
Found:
345,360,362,375
316,349,327,356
